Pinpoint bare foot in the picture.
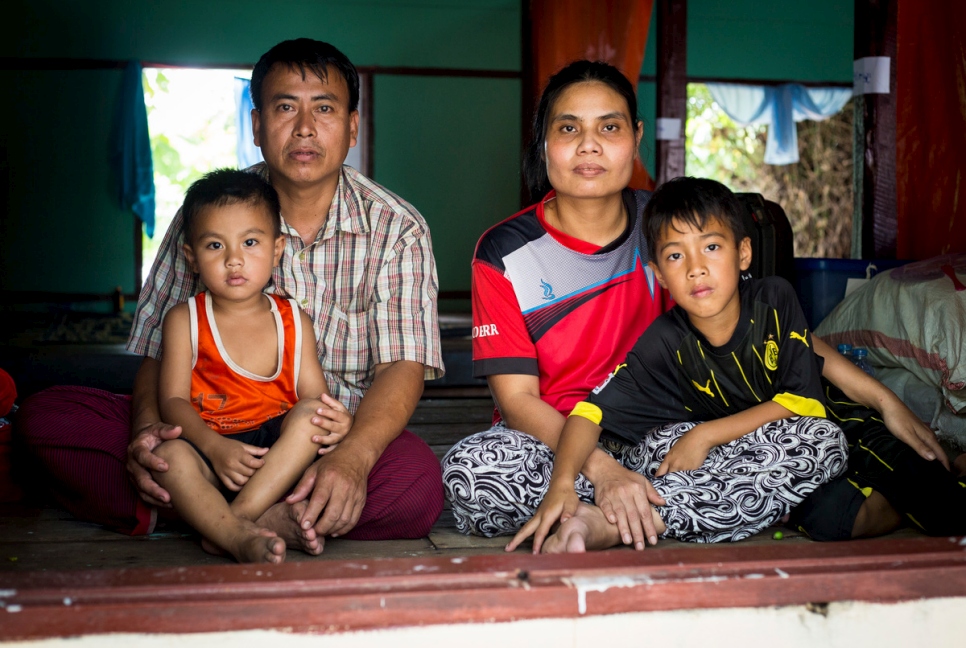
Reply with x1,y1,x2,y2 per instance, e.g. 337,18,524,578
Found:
204,521,285,564
201,537,227,556
257,501,324,555
542,502,622,554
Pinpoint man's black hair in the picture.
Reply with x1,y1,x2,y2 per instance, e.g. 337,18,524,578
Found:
250,38,360,113
182,169,281,242
643,176,747,261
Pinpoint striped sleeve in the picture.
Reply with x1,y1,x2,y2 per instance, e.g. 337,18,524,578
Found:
368,204,444,380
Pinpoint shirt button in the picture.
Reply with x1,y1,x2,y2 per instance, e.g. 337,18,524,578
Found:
301,299,309,306
299,252,305,261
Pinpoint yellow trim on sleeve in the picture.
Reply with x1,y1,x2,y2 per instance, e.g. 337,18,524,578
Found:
772,392,826,418
569,401,603,425
772,308,781,339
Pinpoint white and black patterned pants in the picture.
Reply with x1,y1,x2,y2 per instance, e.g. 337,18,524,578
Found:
441,418,848,543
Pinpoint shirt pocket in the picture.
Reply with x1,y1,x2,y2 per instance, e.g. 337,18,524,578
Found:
315,300,370,379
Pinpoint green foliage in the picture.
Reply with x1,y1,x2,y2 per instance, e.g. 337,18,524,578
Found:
686,84,767,187
140,68,240,278
685,84,854,258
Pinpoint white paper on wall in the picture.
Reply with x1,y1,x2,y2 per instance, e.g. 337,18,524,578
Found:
655,117,682,140
853,57,891,94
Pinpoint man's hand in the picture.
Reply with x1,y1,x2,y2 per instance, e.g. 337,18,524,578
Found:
591,461,665,549
286,446,370,537
656,427,713,476
207,437,269,491
126,422,183,507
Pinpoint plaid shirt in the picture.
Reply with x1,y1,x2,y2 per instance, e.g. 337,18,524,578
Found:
128,164,444,414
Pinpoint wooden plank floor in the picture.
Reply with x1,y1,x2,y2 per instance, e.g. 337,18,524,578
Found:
0,397,933,575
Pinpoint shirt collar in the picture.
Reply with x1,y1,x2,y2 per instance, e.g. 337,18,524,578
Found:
256,163,370,242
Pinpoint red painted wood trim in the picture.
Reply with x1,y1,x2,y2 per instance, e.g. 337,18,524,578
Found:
2,536,965,640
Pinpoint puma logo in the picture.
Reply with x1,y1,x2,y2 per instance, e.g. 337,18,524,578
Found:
790,329,809,347
692,379,714,397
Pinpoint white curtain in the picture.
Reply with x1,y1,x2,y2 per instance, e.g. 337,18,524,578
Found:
706,83,852,165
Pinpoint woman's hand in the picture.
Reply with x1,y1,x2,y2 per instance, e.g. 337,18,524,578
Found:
656,427,712,476
207,438,268,491
591,461,665,549
505,484,580,554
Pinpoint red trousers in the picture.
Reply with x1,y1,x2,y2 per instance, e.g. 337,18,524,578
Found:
15,386,444,539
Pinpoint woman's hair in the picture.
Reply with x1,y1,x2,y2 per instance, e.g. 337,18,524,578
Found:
643,176,748,262
522,60,641,203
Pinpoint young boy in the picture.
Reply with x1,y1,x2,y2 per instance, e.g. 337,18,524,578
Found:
508,176,849,553
154,169,351,564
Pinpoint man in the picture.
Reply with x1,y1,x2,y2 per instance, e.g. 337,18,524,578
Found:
17,39,445,552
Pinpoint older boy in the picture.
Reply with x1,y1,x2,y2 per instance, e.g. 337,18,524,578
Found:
509,177,848,553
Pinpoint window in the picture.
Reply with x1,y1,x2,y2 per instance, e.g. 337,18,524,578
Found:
686,83,854,258
140,67,371,284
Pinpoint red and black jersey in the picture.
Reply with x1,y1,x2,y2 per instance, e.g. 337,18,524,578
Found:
472,189,673,418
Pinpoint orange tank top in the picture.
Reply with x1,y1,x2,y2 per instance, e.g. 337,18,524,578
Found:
189,292,302,434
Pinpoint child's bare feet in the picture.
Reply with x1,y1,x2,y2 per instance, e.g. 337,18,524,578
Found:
542,502,622,553
204,521,286,564
257,501,324,555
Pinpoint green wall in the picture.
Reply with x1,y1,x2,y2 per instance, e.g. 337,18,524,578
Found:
1,0,854,300
0,0,520,298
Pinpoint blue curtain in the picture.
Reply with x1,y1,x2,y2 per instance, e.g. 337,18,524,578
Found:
706,83,852,165
110,61,156,237
234,77,264,169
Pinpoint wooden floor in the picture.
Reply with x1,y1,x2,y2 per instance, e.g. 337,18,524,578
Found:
3,395,963,642
0,396,934,575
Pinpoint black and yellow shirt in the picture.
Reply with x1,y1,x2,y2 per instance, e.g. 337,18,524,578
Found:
574,276,826,446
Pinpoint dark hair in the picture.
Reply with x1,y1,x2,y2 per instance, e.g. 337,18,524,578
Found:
250,38,360,113
522,60,642,203
643,176,747,261
182,169,282,242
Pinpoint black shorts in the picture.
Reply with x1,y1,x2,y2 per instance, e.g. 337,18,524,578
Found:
788,418,966,540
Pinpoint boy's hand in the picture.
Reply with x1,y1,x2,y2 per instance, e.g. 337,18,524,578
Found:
879,398,950,470
505,484,580,554
208,438,268,491
592,462,665,549
309,394,353,455
656,427,713,476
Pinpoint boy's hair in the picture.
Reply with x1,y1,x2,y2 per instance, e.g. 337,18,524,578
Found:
643,176,747,261
181,169,282,242
250,38,360,113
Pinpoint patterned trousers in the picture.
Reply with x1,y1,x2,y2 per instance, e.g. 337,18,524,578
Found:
442,418,848,543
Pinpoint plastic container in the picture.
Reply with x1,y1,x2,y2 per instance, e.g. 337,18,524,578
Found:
852,348,875,377
793,258,910,329
837,343,853,357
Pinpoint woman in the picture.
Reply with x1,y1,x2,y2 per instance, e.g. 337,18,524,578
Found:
442,60,948,553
